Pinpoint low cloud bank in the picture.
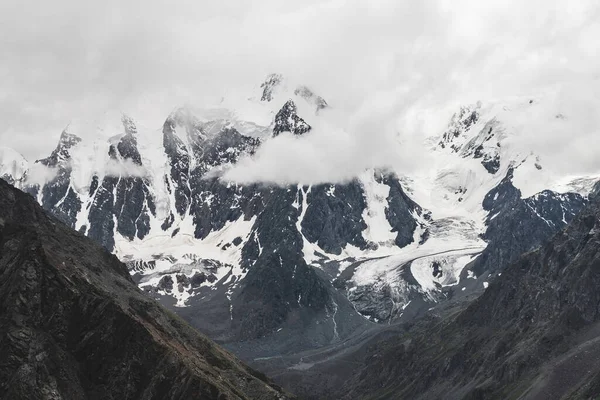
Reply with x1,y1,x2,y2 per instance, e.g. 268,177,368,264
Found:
1,0,598,184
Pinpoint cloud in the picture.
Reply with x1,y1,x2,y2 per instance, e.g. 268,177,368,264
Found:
506,81,600,175
22,157,148,190
1,0,599,183
104,158,150,178
221,106,430,185
25,163,59,186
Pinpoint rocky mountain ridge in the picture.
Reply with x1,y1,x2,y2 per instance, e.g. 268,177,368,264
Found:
0,177,293,400
0,76,597,359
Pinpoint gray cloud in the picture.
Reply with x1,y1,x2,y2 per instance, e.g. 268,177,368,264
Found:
1,0,599,182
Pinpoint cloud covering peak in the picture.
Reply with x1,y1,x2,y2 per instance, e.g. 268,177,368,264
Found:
1,0,598,184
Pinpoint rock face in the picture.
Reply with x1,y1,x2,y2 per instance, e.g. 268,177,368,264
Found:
438,102,502,174
260,73,283,102
469,168,587,277
273,100,312,136
0,178,293,400
233,187,330,339
34,131,84,230
301,181,369,254
293,86,328,112
90,119,156,250
340,196,600,400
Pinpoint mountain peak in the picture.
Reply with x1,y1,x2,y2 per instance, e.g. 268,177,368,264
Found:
37,129,82,166
260,73,284,102
164,106,208,144
259,74,329,115
0,146,28,185
58,129,82,148
273,99,312,137
166,106,199,126
121,113,137,136
438,102,482,151
294,85,328,112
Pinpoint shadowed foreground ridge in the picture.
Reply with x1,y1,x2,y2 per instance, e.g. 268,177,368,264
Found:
341,194,600,399
0,178,293,400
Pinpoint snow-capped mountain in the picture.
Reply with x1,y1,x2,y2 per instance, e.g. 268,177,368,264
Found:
0,75,597,351
0,147,28,186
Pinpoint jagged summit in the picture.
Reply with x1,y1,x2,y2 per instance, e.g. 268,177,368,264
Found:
164,106,208,143
294,85,328,112
37,130,82,166
435,102,504,173
60,110,141,143
437,103,481,147
260,73,283,102
165,106,202,127
121,113,138,135
259,73,328,113
273,99,312,136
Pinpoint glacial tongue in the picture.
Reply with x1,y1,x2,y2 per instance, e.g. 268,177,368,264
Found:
340,195,600,400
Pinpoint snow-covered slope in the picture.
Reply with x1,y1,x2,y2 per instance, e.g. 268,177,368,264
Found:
0,147,28,185
3,75,597,344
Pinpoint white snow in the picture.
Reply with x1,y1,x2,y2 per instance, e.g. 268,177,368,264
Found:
295,185,324,265
129,215,256,307
0,147,28,183
360,170,397,246
550,175,600,197
115,215,257,269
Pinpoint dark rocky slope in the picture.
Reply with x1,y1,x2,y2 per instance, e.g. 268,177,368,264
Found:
0,178,293,400
340,193,600,399
468,168,587,278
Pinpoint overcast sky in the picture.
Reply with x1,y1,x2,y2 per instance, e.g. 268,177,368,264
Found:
1,0,599,175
